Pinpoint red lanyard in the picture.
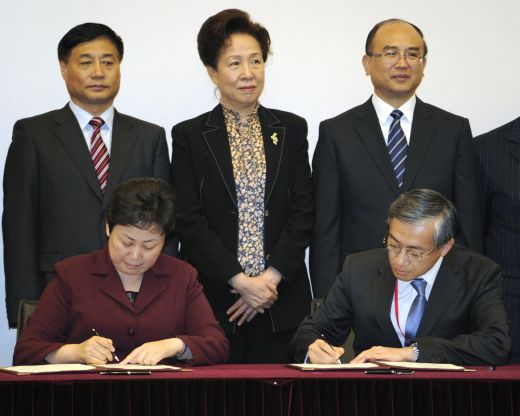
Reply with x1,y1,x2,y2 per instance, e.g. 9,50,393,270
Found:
394,280,405,339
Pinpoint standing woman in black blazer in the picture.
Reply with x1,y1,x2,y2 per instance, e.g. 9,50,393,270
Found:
171,9,313,363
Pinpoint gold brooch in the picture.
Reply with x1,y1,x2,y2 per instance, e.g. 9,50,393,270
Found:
271,132,278,145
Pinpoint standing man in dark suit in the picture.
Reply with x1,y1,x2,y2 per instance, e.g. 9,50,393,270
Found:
476,118,520,363
310,18,481,298
3,23,170,327
290,189,510,366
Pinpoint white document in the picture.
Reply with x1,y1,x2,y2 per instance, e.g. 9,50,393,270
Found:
288,361,468,372
1,364,96,375
287,363,380,371
1,363,181,375
374,361,467,371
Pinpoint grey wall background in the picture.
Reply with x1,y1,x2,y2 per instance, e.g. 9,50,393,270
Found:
1,0,518,364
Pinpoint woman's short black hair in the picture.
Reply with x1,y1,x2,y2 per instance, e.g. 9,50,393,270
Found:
197,9,271,69
58,22,124,63
106,177,176,238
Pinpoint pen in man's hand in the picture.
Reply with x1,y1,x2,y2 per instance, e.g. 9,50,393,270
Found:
320,333,343,361
320,333,335,350
91,328,120,362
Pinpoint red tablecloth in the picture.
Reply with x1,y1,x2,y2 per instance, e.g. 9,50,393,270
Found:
1,364,520,415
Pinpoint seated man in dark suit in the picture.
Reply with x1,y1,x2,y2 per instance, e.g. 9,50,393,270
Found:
476,118,520,363
3,23,171,327
290,189,510,366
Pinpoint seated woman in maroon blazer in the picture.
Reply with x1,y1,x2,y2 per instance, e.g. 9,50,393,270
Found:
14,178,229,366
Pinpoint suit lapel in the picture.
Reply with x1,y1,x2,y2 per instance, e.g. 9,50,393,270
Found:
202,106,237,206
354,99,401,195
402,98,437,190
416,251,458,337
258,106,284,204
508,118,520,162
53,105,103,201
94,250,134,313
104,110,138,201
373,260,402,344
95,249,167,314
132,259,168,315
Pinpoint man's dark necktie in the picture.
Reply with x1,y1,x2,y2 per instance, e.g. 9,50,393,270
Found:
388,110,408,188
404,278,427,345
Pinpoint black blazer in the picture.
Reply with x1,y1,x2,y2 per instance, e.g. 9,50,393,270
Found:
310,97,482,297
475,117,520,278
3,104,171,326
290,245,510,366
171,105,313,333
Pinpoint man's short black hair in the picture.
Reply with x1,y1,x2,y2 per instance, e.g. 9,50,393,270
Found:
58,22,124,63
365,18,428,57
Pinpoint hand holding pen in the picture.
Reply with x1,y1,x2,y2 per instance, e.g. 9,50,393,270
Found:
307,334,345,364
89,328,120,363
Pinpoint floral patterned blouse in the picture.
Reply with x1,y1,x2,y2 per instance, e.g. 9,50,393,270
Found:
222,104,266,277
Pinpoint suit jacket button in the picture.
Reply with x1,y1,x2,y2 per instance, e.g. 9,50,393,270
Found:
265,210,269,217
128,328,136,336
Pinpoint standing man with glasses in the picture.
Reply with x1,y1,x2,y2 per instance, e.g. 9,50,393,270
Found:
3,23,171,328
310,18,481,299
290,189,510,366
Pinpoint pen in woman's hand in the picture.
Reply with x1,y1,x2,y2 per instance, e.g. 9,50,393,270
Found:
92,328,120,362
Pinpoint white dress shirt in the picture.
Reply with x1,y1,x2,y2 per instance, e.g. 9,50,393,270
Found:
69,101,114,154
372,94,416,145
390,256,444,346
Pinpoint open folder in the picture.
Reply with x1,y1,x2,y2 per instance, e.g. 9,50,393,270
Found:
0,363,182,375
287,361,471,372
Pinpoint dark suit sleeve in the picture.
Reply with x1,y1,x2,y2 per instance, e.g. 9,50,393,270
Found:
171,124,243,285
474,136,491,241
453,120,483,253
417,263,510,366
289,257,355,362
151,126,178,255
3,120,41,327
309,121,342,297
152,127,172,183
176,267,229,365
265,119,313,283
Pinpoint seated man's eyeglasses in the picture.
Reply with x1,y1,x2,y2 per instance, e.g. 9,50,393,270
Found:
382,237,436,262
368,49,424,64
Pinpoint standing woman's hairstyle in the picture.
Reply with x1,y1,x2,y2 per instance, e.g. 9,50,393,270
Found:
197,9,271,69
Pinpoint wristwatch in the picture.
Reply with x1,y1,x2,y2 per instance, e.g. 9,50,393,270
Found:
409,342,420,362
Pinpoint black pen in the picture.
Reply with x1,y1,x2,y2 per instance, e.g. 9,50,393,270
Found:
320,333,343,362
91,328,120,362
99,371,151,376
365,369,415,375
320,333,335,350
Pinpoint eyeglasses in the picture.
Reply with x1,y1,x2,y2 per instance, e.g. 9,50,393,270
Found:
382,237,435,263
368,50,424,64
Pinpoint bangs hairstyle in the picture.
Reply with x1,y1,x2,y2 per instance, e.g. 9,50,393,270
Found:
197,9,271,68
106,177,176,239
